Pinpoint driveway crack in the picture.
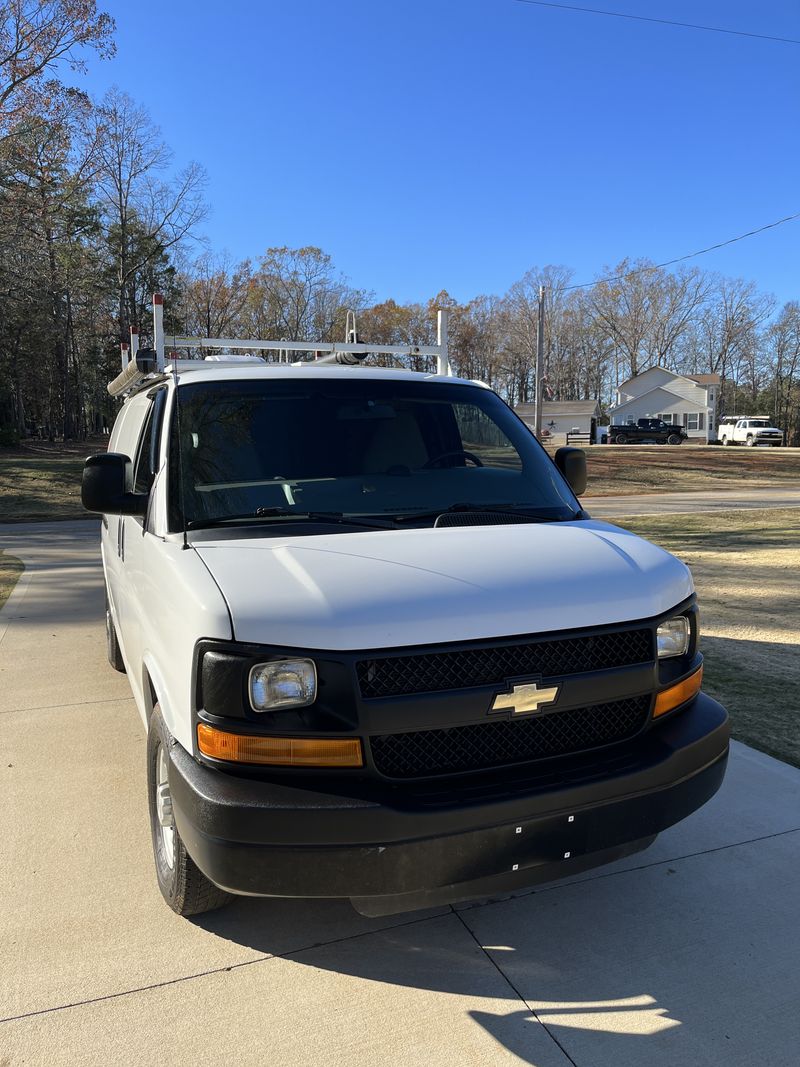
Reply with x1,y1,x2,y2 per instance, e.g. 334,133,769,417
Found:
453,906,578,1066
0,909,446,1025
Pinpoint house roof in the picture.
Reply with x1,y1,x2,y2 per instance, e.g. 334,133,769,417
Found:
608,383,708,414
516,400,600,416
617,365,714,392
686,373,721,386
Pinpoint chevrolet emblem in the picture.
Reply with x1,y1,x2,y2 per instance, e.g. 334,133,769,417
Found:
490,680,560,716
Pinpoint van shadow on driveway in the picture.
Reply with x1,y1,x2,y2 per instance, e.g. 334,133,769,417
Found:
190,811,799,1067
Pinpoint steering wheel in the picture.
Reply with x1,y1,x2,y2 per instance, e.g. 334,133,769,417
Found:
422,450,484,469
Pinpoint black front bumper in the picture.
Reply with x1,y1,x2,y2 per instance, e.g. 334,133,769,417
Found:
168,692,729,915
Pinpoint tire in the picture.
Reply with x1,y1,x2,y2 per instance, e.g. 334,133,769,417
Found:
746,435,754,447
614,433,628,445
147,708,233,916
666,434,682,445
105,589,126,673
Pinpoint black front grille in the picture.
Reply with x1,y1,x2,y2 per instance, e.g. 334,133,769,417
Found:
370,696,651,778
357,628,653,699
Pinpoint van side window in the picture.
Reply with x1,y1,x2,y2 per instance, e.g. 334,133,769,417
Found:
133,390,166,495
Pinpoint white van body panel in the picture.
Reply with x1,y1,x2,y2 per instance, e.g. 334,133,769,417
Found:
193,520,693,651
106,531,231,747
132,537,232,746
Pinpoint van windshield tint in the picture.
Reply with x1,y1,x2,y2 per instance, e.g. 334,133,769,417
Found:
168,378,579,528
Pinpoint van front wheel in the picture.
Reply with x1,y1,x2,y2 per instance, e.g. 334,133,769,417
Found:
147,708,233,917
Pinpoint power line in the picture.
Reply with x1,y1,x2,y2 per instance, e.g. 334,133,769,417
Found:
512,0,800,46
562,211,800,291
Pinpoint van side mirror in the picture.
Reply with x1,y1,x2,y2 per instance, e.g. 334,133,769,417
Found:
81,453,148,516
554,446,587,496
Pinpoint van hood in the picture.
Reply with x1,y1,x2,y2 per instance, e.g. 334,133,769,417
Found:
193,519,693,650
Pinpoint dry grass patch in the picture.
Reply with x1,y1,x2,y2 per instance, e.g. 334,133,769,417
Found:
0,549,24,611
620,509,800,767
579,445,800,496
0,441,93,521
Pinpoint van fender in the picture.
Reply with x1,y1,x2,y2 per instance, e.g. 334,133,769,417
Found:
141,652,181,743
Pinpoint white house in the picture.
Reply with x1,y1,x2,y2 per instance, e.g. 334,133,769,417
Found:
608,368,720,442
515,400,601,442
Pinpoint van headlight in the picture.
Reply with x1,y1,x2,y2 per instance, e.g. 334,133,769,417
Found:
656,617,690,659
249,659,317,711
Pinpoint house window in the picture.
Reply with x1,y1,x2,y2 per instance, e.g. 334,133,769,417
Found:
684,413,704,432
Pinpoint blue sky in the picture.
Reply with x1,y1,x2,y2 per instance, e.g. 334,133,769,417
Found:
78,0,798,306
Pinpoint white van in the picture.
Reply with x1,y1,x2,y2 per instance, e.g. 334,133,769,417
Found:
82,354,729,917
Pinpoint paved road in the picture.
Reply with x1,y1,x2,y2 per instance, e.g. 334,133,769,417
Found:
2,522,799,1066
585,486,800,518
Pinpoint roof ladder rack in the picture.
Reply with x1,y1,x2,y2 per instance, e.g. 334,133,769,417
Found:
107,294,453,397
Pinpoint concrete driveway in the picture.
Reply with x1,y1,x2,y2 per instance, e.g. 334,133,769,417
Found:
2,521,799,1066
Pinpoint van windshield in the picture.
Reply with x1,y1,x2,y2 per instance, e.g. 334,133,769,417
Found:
168,378,580,529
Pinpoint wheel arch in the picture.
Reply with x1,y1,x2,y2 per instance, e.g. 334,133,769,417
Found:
142,653,180,742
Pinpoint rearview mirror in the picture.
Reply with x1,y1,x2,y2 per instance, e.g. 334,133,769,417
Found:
81,453,148,516
554,447,587,496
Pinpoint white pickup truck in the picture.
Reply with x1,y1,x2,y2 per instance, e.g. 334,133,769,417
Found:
80,303,729,919
718,416,784,447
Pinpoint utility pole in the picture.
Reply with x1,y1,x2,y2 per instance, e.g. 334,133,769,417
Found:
534,285,545,438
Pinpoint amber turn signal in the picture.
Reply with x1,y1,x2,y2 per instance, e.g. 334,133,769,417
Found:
197,724,363,767
653,665,703,718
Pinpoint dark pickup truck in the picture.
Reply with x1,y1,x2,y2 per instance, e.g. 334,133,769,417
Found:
610,419,688,445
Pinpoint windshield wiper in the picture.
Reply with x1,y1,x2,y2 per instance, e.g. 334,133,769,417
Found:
187,508,398,532
391,503,579,524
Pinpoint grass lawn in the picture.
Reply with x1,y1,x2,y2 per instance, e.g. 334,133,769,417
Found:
578,444,800,496
0,549,24,611
0,440,91,521
620,508,800,768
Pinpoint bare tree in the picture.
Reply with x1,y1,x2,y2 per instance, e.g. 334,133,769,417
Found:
450,294,506,388
767,302,800,441
179,252,252,338
591,260,714,388
646,266,710,368
689,276,775,412
0,0,114,134
93,88,207,338
590,260,656,380
243,246,369,344
504,265,574,403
